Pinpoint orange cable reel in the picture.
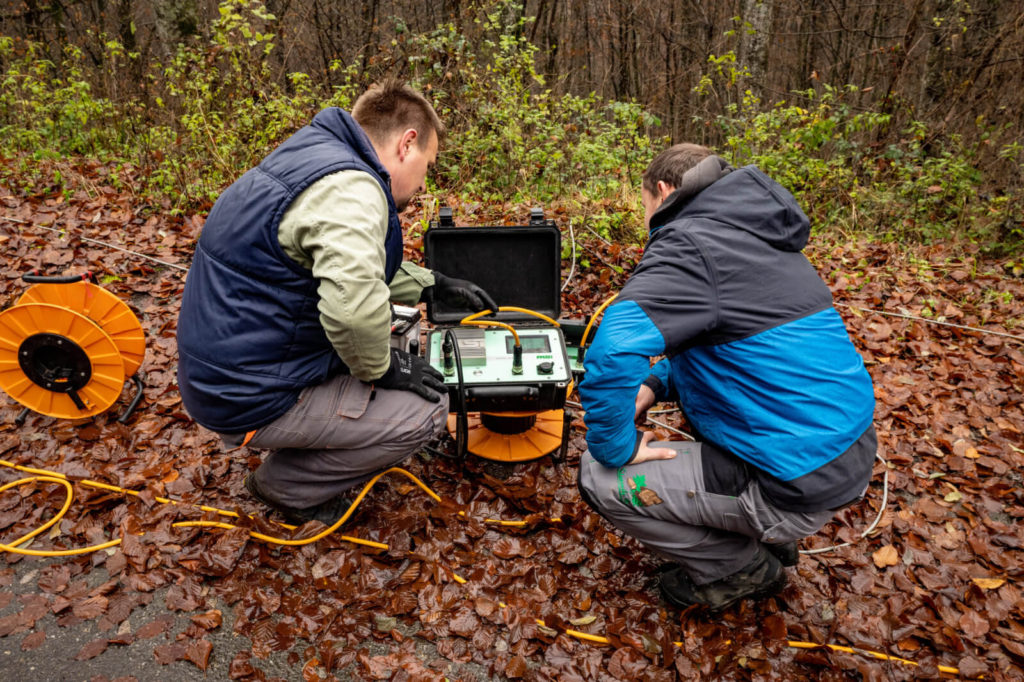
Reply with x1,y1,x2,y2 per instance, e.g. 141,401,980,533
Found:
0,272,145,420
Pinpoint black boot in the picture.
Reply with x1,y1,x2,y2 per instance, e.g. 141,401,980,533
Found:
764,540,799,567
659,546,787,611
244,473,353,526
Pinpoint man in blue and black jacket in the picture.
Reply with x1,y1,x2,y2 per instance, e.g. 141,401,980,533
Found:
577,143,877,611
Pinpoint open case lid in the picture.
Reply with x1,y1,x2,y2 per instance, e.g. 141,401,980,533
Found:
424,207,561,324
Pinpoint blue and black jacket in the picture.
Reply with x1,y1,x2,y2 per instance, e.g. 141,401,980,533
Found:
176,108,404,434
580,163,876,511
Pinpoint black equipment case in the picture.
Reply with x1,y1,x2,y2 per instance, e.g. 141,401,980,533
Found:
423,207,570,412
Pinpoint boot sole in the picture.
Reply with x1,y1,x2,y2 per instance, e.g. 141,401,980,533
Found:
659,568,788,612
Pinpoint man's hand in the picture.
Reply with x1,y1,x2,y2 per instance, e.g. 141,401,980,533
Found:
373,348,447,402
427,271,499,313
634,383,657,426
631,430,677,465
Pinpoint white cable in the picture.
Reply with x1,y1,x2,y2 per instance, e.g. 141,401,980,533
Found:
583,222,611,244
4,217,190,272
835,302,1024,344
646,416,694,439
560,219,576,292
799,451,889,555
566,400,692,440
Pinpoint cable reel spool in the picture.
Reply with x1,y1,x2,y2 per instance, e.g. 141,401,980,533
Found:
446,409,567,462
0,272,145,422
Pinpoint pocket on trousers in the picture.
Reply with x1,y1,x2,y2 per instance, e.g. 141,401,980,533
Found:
759,519,798,545
337,379,372,419
693,490,751,536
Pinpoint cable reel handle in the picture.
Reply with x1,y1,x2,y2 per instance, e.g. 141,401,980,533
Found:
22,270,95,284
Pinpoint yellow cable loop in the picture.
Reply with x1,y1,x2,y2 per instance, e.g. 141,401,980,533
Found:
0,460,438,554
490,306,561,327
172,466,438,548
461,306,560,328
459,305,562,347
0,475,123,557
580,293,618,349
0,459,967,676
458,319,520,345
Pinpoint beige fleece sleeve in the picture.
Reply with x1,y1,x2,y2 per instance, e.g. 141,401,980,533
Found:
278,170,394,381
389,261,435,305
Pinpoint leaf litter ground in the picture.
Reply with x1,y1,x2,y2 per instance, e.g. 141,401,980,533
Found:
0,176,1023,681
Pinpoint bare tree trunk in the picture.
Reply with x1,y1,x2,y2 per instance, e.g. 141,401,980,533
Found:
880,0,926,112
116,0,135,53
360,0,380,76
934,4,1024,133
921,0,953,111
153,0,198,56
264,0,293,79
739,0,773,101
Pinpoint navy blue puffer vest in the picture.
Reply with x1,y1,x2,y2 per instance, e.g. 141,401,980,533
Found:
176,108,404,433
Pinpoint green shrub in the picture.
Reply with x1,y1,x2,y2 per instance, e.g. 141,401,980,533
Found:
0,39,126,159
707,78,1018,251
145,0,322,208
402,3,663,219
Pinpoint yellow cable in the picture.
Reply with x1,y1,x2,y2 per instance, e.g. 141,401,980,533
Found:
493,306,560,327
173,467,438,548
0,476,122,556
462,305,561,327
0,476,71,543
458,318,520,345
786,641,964,676
170,520,387,550
580,293,618,348
459,305,562,347
0,459,968,676
0,458,66,479
0,461,441,554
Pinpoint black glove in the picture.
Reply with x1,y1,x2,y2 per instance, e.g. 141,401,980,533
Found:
424,271,498,313
373,348,447,402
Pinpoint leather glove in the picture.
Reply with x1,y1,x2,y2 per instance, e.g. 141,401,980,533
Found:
424,271,498,313
373,348,447,402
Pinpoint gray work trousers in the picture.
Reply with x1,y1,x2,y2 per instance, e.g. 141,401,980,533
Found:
223,373,449,509
578,442,836,584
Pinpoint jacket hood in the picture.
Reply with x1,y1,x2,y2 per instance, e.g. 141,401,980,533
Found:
650,163,810,252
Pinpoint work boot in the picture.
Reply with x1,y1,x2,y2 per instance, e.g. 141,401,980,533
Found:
243,473,353,527
764,540,799,567
659,546,787,612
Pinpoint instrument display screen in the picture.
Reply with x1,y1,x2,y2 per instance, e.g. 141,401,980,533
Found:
506,335,551,354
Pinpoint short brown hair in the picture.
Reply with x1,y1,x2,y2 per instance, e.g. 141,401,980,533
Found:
642,143,713,194
351,79,444,150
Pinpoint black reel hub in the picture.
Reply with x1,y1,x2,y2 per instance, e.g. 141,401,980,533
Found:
480,413,538,435
18,333,92,408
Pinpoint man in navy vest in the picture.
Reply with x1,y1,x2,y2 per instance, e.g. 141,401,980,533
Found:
577,143,877,611
177,81,495,525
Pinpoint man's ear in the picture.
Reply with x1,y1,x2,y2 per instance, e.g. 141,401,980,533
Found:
656,180,675,201
396,128,418,162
